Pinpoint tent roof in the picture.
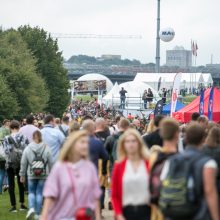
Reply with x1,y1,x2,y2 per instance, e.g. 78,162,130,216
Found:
202,73,213,84
134,72,205,83
77,73,113,92
173,88,220,123
162,101,185,115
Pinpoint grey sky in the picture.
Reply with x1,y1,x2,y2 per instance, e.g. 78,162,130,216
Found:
1,0,220,65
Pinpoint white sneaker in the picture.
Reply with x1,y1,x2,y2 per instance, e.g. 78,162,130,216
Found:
26,208,35,220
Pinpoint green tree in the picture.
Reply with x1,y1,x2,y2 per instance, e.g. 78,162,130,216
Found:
18,26,70,117
0,30,49,118
0,76,20,121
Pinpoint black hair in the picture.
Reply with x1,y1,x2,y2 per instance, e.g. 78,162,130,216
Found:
154,115,165,127
10,120,20,130
191,112,200,121
26,115,34,124
44,114,54,125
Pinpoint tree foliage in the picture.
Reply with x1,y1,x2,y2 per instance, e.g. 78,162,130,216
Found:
0,76,20,121
18,26,70,117
0,30,49,119
67,55,141,66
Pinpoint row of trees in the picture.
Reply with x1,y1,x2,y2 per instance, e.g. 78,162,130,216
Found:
0,26,69,121
67,55,141,66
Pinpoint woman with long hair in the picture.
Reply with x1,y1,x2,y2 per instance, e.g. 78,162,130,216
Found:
41,131,101,220
111,129,151,220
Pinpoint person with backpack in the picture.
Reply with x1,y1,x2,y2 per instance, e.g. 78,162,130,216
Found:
57,116,69,137
111,129,151,220
159,123,219,220
3,120,29,212
149,118,179,220
0,119,10,194
202,126,220,195
20,130,53,220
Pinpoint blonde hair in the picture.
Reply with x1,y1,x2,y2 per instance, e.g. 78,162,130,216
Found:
117,129,149,161
59,130,88,162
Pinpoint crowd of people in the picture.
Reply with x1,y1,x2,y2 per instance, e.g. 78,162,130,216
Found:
0,109,220,220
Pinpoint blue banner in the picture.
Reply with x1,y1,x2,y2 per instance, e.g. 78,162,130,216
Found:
199,88,205,115
208,87,214,120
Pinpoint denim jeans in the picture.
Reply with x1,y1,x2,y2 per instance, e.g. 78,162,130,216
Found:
28,179,45,215
0,168,5,194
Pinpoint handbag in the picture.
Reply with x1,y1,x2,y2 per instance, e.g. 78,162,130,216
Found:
66,165,93,220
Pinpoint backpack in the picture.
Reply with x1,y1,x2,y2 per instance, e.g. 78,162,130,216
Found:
159,150,210,219
59,125,68,137
7,136,24,169
29,146,47,176
111,134,121,162
150,152,175,205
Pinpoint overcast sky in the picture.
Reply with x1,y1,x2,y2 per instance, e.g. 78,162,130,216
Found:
1,0,220,65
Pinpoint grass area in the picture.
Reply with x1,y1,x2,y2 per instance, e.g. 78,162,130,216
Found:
0,185,27,220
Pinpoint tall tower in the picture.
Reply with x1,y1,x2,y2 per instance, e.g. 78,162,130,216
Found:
155,0,161,73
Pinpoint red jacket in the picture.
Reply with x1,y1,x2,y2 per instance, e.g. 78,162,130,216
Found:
111,159,150,216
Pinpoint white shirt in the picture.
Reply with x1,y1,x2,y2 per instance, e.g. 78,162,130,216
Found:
122,160,150,206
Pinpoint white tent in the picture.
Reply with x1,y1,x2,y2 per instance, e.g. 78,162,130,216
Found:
202,73,213,87
77,73,113,92
134,73,205,91
102,81,159,109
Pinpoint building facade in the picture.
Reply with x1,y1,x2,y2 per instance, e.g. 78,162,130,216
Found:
166,46,192,68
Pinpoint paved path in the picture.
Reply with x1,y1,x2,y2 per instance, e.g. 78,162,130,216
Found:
103,209,114,220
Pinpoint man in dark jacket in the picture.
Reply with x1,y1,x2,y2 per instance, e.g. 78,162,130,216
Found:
143,115,165,149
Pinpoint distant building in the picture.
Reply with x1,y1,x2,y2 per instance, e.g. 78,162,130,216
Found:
101,54,121,60
206,64,220,69
166,46,192,68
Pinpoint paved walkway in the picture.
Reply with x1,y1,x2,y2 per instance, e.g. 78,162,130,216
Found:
103,209,114,220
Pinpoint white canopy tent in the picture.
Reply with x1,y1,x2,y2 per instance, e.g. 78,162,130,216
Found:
102,81,159,109
202,73,213,87
134,73,205,91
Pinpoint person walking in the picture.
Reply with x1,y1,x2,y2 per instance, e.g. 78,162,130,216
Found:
19,115,40,143
57,116,69,137
150,118,179,220
41,131,101,220
82,119,108,170
142,90,148,109
159,123,219,220
0,119,10,194
111,129,151,220
119,87,127,109
41,115,65,163
20,131,53,220
3,120,29,212
202,126,220,194
143,115,165,149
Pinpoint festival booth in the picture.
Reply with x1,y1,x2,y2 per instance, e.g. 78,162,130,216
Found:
173,88,220,123
102,81,159,109
162,101,185,115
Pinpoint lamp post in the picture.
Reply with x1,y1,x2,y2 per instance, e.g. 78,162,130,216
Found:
155,0,161,73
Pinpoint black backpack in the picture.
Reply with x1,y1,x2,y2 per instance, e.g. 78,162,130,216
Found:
29,146,47,176
150,152,175,205
159,150,210,220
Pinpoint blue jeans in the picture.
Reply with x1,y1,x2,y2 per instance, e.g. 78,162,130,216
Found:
28,179,45,215
0,168,5,194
